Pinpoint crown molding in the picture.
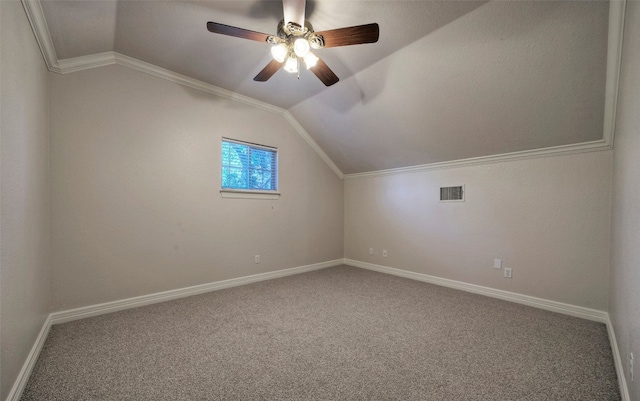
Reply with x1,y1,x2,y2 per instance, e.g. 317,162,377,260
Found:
602,0,626,149
346,0,625,180
20,0,344,179
54,52,346,179
21,0,59,72
57,52,117,74
116,53,345,177
56,52,345,177
112,53,285,116
283,112,345,179
48,51,285,116
344,139,612,180
22,0,624,181
55,53,346,178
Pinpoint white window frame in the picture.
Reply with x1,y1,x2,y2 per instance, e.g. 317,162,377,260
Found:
220,138,280,200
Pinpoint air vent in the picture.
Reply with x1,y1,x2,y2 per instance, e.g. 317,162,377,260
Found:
440,185,464,202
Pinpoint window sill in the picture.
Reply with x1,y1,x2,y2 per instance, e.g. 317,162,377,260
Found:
220,190,281,200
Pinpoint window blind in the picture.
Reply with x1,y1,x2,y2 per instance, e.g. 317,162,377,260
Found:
221,138,278,191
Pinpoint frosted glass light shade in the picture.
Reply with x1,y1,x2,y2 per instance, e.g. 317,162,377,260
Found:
270,43,288,63
303,52,318,69
284,57,298,73
293,38,311,57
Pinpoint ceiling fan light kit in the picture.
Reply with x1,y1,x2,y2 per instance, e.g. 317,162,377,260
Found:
206,0,379,86
269,21,317,75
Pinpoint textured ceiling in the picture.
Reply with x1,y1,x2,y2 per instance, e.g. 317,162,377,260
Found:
39,0,610,174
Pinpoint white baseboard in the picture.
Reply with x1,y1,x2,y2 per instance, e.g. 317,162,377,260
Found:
6,315,52,401
606,316,631,401
51,259,343,325
8,260,342,401
11,259,627,400
345,259,632,398
345,259,608,323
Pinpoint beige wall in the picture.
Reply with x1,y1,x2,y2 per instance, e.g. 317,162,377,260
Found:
610,1,640,398
345,151,612,310
1,2,630,398
49,64,344,311
0,1,52,399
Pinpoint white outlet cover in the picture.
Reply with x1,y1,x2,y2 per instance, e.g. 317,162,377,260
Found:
504,268,512,278
493,259,502,269
382,250,388,257
369,248,374,255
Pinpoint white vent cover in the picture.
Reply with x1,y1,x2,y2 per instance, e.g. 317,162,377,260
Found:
440,185,464,202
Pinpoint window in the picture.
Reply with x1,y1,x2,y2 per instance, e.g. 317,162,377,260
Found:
221,138,279,199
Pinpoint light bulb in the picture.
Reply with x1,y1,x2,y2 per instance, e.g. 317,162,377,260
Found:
293,38,310,58
284,56,298,73
270,43,287,63
303,52,319,69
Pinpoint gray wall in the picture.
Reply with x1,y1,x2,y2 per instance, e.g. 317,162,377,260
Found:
49,64,344,311
345,151,612,310
610,1,640,399
0,1,52,399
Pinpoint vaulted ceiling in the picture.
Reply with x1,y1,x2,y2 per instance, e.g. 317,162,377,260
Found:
36,0,613,175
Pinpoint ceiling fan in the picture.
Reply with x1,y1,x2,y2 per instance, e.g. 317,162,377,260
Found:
206,0,379,87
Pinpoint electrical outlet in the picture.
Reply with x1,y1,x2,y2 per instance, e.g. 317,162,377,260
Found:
493,259,502,269
504,267,512,278
631,352,634,382
254,255,260,264
369,248,374,255
382,249,388,258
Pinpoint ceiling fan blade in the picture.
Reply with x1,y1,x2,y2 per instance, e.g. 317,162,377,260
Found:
309,57,339,87
254,60,284,82
314,23,379,48
282,0,306,27
207,22,272,43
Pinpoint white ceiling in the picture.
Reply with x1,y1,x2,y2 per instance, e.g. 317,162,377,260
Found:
38,0,610,174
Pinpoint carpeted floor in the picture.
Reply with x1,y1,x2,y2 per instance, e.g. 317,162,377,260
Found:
22,265,620,400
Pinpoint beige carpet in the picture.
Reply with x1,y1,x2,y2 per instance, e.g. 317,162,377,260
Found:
22,265,620,400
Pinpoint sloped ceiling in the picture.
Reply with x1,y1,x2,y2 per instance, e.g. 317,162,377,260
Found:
37,0,611,175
